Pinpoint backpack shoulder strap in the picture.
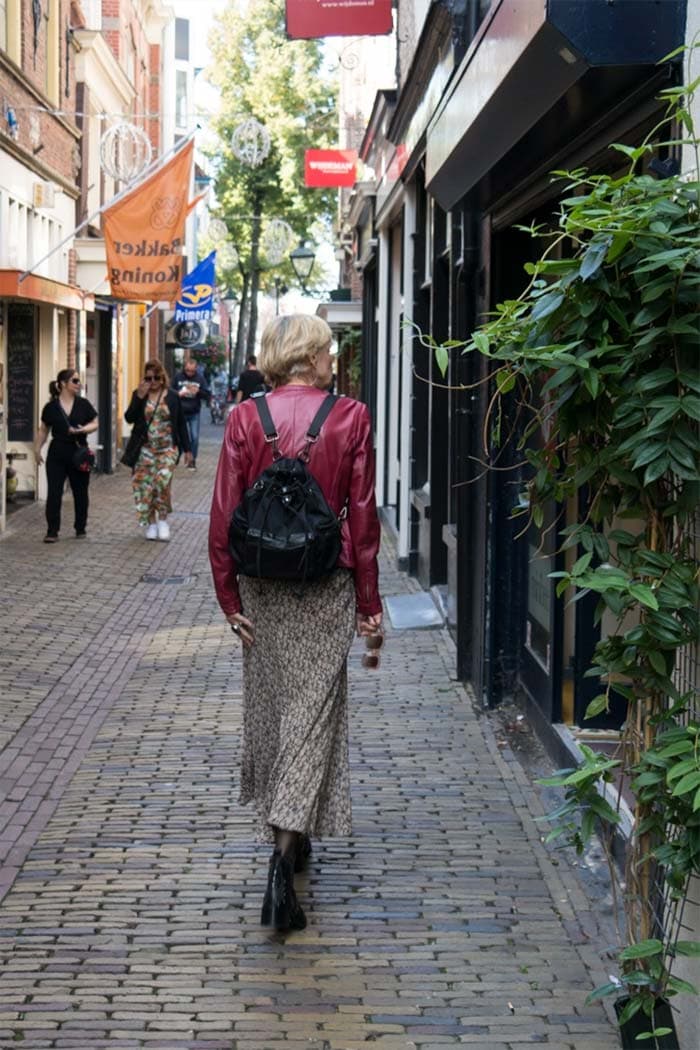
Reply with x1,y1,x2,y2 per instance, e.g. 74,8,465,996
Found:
252,393,282,459
306,394,337,440
252,393,278,440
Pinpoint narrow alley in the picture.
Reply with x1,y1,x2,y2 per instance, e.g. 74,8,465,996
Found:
0,423,618,1050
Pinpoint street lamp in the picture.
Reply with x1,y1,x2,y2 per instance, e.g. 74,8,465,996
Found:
221,288,238,392
289,241,316,293
273,275,288,315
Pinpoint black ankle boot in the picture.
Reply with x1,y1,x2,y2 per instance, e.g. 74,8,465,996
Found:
261,849,307,931
294,833,312,873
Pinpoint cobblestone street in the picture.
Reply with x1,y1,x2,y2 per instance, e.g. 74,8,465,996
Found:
0,423,618,1050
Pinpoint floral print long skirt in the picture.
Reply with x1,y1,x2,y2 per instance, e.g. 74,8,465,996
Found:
238,569,356,844
131,443,178,525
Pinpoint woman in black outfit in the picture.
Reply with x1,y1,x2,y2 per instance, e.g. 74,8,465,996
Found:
34,368,98,543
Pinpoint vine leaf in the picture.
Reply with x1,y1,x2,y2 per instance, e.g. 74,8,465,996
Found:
435,345,449,378
530,290,564,321
580,238,611,281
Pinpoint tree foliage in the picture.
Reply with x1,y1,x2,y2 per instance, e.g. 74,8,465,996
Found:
205,0,337,355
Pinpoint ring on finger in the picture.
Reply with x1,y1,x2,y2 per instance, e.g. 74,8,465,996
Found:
231,623,241,634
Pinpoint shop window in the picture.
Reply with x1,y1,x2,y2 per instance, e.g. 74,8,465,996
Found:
7,198,27,269
46,0,60,104
82,0,101,30
175,18,189,62
175,69,188,129
2,0,21,63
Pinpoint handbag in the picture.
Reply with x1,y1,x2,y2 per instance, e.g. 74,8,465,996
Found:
72,446,95,473
56,402,96,473
120,388,162,468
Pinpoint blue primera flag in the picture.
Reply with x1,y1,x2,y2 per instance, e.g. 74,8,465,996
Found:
174,251,216,322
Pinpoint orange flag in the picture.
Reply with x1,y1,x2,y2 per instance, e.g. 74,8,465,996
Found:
103,139,194,302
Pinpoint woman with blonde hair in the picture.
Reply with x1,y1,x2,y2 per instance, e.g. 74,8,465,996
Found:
209,313,383,932
124,358,191,540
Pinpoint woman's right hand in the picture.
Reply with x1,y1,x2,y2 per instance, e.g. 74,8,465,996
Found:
34,449,43,466
137,380,151,399
227,612,255,648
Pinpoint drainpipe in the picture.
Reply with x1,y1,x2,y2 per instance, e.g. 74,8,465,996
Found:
374,226,391,509
398,184,416,564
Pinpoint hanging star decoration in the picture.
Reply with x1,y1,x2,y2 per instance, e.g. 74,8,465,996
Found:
262,219,294,265
231,118,271,168
99,122,152,182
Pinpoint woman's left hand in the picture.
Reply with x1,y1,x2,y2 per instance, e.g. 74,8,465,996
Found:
183,451,193,466
227,613,255,647
357,612,383,637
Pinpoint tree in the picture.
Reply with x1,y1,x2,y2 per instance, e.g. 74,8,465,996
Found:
205,0,337,359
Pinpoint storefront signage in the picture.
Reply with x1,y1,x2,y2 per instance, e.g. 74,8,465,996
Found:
103,140,194,302
304,149,358,187
7,304,35,442
175,251,216,322
173,320,204,348
286,0,392,39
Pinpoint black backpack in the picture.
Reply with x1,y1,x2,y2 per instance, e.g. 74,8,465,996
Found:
229,393,344,582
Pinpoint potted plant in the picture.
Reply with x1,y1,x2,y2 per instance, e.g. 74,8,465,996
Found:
422,68,699,1047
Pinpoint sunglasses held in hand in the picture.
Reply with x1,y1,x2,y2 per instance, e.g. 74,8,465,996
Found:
361,631,384,670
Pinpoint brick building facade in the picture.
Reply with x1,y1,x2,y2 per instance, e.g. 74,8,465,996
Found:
1,0,174,523
0,0,88,524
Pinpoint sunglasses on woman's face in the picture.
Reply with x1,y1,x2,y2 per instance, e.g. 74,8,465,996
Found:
144,374,158,381
70,377,81,384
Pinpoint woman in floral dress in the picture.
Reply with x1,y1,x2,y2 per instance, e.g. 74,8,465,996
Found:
124,359,191,541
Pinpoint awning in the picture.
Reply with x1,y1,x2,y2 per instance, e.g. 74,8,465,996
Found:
426,0,687,211
0,270,95,311
316,301,362,327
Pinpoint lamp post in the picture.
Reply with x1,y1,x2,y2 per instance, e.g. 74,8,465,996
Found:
221,288,238,394
289,241,316,293
273,275,288,315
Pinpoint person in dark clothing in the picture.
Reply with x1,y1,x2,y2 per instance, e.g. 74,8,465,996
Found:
34,369,99,543
171,358,210,469
235,355,267,403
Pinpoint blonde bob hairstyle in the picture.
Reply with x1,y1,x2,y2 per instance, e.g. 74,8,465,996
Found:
259,314,332,388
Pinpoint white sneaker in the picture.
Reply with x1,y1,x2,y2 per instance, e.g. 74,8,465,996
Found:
157,519,170,541
145,522,158,540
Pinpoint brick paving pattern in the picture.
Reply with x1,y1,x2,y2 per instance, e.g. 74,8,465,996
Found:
0,423,617,1049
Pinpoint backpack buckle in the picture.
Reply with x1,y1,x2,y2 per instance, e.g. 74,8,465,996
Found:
264,433,281,461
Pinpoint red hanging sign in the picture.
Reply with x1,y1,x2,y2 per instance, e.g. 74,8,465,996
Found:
286,0,393,39
305,149,358,187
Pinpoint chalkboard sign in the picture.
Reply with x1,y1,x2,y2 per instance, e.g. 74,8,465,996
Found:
7,304,35,442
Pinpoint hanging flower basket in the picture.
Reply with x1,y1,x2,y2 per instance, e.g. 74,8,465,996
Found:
189,335,227,373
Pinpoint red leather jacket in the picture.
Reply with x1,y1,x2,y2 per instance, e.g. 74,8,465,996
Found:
209,385,382,618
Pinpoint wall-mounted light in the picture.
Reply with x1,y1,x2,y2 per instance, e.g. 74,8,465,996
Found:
5,105,19,141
